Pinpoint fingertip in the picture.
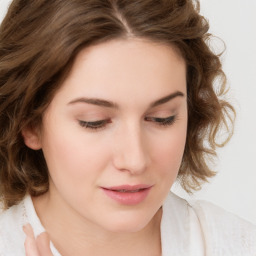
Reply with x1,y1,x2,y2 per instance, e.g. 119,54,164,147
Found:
36,232,50,243
23,223,35,238
36,232,54,256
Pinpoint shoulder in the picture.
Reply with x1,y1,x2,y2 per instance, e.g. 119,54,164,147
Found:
190,199,256,255
161,193,206,255
0,195,58,256
164,193,256,255
0,199,27,255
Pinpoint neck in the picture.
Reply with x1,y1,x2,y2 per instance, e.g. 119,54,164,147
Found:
33,191,162,256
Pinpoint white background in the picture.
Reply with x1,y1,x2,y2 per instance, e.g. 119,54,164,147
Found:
1,0,255,224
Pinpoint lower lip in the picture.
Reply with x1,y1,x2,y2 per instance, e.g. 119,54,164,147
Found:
101,187,151,205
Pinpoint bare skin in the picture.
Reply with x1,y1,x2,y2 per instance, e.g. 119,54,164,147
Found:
23,224,53,256
23,208,162,255
22,38,187,256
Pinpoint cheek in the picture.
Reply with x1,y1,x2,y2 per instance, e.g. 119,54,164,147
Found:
151,127,187,177
41,127,110,183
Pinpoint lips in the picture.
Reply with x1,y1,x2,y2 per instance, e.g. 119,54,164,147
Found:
104,184,152,191
112,189,143,193
101,184,152,205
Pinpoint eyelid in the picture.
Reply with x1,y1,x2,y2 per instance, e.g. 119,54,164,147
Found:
78,114,177,131
145,115,177,126
78,119,111,130
145,115,174,121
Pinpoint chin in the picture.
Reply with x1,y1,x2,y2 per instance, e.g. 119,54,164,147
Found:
98,210,157,234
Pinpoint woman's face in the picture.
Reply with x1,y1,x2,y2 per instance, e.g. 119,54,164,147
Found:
26,38,187,232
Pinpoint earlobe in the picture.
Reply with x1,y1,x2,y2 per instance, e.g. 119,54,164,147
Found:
22,126,42,150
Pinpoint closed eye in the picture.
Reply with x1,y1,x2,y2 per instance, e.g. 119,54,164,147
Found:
145,115,176,126
79,115,176,130
79,119,111,130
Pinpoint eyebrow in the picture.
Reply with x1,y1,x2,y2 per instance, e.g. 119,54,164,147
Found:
68,98,118,108
68,91,185,109
150,91,184,108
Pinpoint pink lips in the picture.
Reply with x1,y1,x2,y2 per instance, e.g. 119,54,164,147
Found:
101,184,152,205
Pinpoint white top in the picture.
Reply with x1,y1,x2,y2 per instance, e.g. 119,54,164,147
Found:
0,192,255,256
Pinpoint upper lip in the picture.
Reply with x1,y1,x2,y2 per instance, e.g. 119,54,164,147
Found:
102,184,153,191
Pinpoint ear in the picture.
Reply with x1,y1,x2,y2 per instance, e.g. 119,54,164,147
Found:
22,125,42,150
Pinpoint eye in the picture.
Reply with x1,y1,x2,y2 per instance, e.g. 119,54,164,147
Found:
145,115,176,127
78,119,111,130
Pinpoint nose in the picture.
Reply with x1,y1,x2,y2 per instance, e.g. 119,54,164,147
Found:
112,123,149,175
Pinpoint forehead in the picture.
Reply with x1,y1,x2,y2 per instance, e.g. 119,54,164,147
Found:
51,38,187,107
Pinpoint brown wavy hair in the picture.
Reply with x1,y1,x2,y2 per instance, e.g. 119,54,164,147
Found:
0,0,235,208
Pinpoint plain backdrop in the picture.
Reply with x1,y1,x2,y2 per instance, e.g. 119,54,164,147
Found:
0,0,255,224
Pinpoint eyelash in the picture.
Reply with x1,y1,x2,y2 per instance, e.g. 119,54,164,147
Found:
144,115,176,126
79,115,177,130
79,119,110,130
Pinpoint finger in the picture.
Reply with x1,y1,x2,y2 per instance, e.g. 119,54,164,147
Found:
36,232,54,256
23,224,40,256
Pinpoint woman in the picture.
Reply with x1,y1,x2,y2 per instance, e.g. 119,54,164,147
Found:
0,0,255,255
